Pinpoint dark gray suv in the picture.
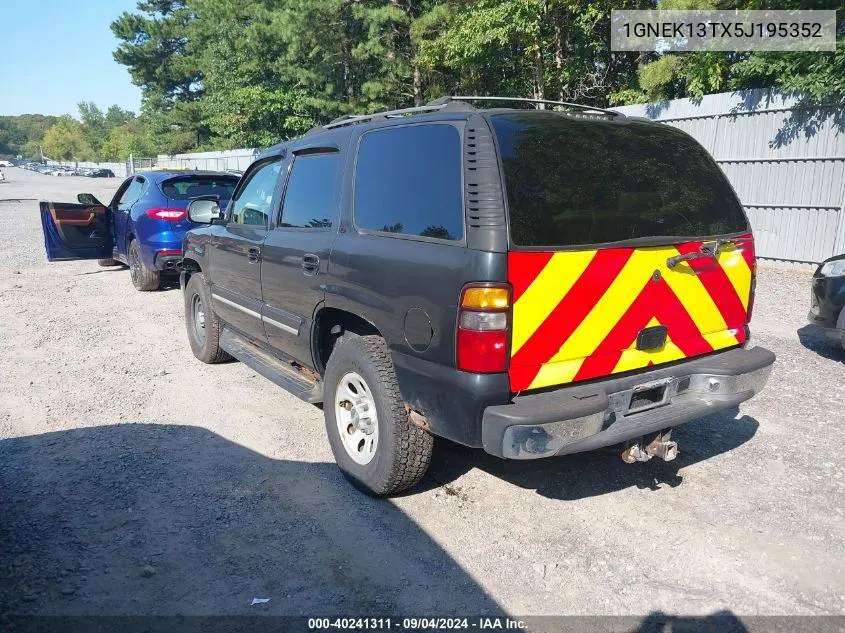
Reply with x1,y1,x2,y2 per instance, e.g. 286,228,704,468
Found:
179,96,774,496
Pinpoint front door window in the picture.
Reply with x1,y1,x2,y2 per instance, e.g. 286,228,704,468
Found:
229,159,284,229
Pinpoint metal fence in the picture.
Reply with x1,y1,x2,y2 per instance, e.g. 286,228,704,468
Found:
58,160,130,178
613,89,845,267
150,149,258,173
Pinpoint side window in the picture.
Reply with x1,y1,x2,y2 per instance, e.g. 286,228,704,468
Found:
278,153,340,229
229,158,283,228
354,124,464,241
117,177,145,207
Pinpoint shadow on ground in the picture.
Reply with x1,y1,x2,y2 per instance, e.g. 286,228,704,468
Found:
632,610,749,632
423,410,759,501
0,424,502,616
73,267,181,290
797,325,845,363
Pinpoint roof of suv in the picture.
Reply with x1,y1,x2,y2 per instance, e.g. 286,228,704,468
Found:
257,96,645,160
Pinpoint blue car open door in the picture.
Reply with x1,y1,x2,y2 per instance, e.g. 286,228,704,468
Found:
40,199,113,261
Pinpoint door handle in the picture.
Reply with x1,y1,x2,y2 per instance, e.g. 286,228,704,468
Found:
302,253,320,274
247,247,261,264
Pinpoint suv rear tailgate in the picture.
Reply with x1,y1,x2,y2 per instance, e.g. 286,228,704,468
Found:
490,111,755,393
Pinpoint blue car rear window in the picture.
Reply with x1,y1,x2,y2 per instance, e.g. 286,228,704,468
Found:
161,176,239,200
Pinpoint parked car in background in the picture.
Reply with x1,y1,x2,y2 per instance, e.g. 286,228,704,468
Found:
808,254,845,349
0,160,13,167
173,96,772,496
87,168,116,178
38,170,240,291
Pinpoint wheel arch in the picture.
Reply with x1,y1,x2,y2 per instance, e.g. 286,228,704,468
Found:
313,306,381,375
179,257,203,290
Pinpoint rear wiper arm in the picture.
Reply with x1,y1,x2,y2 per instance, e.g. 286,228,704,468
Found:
666,239,733,269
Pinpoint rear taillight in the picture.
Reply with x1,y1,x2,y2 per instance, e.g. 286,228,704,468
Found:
146,207,186,221
456,284,510,373
747,259,757,323
738,234,757,323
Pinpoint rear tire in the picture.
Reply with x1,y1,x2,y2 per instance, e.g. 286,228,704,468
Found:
324,335,433,496
128,239,160,291
97,258,121,267
185,273,230,364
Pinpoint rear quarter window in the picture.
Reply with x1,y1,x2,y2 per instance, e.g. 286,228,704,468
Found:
354,124,464,241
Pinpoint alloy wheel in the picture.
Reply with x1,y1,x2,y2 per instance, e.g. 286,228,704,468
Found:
334,371,379,465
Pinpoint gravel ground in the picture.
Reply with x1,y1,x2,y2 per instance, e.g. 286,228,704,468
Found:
0,166,843,620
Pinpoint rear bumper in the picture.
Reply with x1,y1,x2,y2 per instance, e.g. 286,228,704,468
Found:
805,317,844,346
807,274,844,346
481,346,775,459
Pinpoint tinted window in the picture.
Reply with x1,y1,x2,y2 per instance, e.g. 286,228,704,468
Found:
229,159,283,228
161,176,238,200
491,113,748,247
354,125,463,241
279,153,340,228
118,177,145,207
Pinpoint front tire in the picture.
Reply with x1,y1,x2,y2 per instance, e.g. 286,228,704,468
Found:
324,335,433,496
128,239,160,291
184,273,230,364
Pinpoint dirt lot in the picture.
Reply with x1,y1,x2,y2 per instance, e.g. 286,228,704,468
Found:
1,166,843,619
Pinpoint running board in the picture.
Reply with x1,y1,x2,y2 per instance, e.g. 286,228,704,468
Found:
220,327,323,404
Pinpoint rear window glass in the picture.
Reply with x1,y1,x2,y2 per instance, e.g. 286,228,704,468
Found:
161,176,238,200
490,113,748,247
354,124,464,241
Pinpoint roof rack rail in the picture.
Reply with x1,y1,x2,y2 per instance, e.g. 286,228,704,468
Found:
319,103,459,131
429,95,623,118
305,95,622,135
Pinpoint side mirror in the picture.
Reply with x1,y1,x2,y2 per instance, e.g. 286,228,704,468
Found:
77,193,103,206
187,197,222,224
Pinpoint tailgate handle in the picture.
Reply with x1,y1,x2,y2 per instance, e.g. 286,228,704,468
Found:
666,240,733,269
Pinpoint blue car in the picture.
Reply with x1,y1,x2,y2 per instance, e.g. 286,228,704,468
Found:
40,170,239,291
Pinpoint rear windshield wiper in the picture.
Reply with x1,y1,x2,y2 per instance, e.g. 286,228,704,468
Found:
666,239,734,269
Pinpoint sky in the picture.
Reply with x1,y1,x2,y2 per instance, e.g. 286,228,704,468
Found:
0,0,143,117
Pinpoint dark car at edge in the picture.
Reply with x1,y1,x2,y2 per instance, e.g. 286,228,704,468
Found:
807,254,845,350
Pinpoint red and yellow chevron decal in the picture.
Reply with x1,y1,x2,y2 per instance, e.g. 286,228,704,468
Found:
508,236,755,392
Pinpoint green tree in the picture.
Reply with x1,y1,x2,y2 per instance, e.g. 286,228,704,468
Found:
415,0,648,106
43,116,93,161
99,119,157,161
112,0,200,102
112,0,205,150
629,0,845,102
78,102,108,155
108,0,844,153
0,114,58,159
